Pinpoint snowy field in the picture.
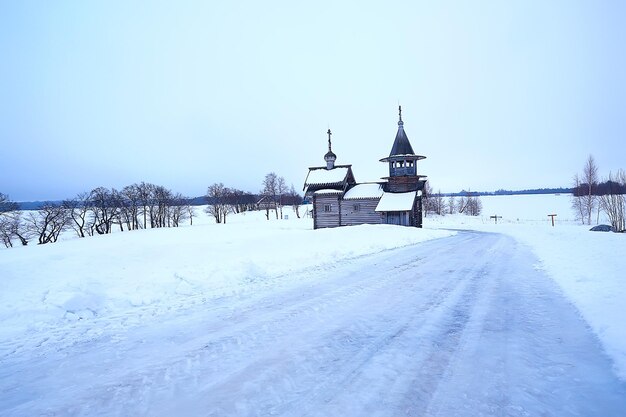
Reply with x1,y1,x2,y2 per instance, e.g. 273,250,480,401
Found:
1,194,626,415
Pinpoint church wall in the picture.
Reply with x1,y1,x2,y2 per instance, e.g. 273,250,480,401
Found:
340,199,382,226
313,194,342,229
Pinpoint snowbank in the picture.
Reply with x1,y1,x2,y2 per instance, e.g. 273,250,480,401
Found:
0,208,454,347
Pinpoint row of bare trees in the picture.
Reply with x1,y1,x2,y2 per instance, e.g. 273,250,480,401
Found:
205,174,303,224
572,155,625,231
0,183,195,247
260,172,303,220
205,184,258,224
423,183,482,217
0,193,27,247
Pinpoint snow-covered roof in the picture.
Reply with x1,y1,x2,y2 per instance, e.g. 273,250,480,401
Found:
314,189,343,195
304,167,350,186
375,191,418,212
343,183,384,200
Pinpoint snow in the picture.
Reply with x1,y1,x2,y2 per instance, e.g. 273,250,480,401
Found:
313,189,342,195
429,193,626,380
0,207,453,349
343,183,384,199
375,191,417,211
2,194,626,414
304,167,350,186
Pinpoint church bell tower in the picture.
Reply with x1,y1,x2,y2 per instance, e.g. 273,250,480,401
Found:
380,106,427,192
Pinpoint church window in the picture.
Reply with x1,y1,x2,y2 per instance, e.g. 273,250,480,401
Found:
324,204,332,212
354,204,360,212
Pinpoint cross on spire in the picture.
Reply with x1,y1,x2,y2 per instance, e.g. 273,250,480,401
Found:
398,105,403,126
327,128,332,151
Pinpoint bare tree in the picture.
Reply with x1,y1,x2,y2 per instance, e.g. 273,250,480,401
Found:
456,191,481,216
465,194,483,216
169,193,190,227
224,189,246,215
206,183,229,224
0,214,28,247
24,202,69,244
447,196,456,214
0,193,18,214
276,176,287,219
582,155,599,225
286,185,302,218
0,194,25,247
571,174,586,225
115,193,131,231
0,216,14,247
262,173,278,220
599,170,626,232
137,182,153,229
572,156,600,225
433,189,447,216
151,185,173,228
457,194,468,214
90,187,118,234
63,192,92,238
227,189,242,214
186,203,196,226
121,184,141,230
422,182,435,216
0,194,20,247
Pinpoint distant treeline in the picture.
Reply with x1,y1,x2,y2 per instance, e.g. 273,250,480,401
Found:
572,181,626,197
436,187,573,197
19,193,269,211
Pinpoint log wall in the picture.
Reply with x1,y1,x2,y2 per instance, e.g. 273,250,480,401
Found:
341,199,383,226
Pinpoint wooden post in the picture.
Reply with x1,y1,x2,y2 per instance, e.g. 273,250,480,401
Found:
548,214,557,227
490,215,502,224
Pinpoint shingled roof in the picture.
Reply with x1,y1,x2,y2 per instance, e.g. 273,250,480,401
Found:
388,106,414,157
389,122,414,156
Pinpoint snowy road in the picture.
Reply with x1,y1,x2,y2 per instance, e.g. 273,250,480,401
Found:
2,231,626,416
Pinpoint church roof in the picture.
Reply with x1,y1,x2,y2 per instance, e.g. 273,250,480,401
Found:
389,122,414,157
303,165,356,196
305,166,351,186
343,183,384,200
380,106,426,162
375,190,422,212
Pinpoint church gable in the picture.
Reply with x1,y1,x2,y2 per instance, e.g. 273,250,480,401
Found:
303,129,357,199
304,165,355,196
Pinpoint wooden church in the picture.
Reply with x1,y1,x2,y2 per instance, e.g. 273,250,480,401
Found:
303,106,427,229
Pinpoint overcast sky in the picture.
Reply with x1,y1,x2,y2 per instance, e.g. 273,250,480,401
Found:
1,1,625,201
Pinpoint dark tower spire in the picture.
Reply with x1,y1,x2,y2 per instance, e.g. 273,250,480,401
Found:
324,128,337,170
380,106,426,183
